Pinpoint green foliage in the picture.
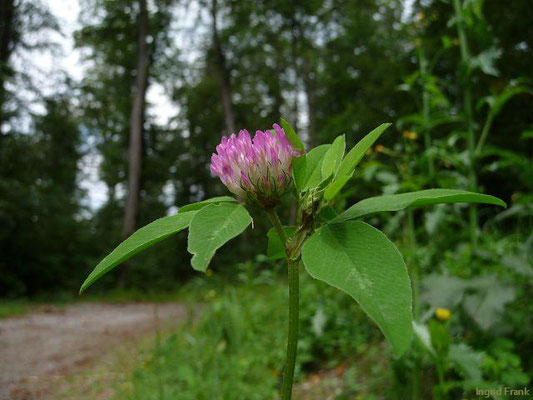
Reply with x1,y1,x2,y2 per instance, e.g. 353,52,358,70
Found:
187,203,252,272
295,144,331,191
280,119,305,152
421,274,469,309
266,226,296,261
336,123,391,179
119,284,287,400
302,221,412,357
333,189,506,223
324,175,352,202
449,343,484,382
324,123,391,201
0,96,88,297
0,300,30,319
321,134,346,181
1,0,532,396
297,274,379,367
110,271,383,400
421,273,517,331
462,275,516,331
80,212,195,293
482,339,529,387
412,321,435,356
428,319,450,358
178,196,236,213
291,155,307,191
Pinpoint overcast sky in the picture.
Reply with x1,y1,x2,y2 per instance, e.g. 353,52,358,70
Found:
39,0,182,211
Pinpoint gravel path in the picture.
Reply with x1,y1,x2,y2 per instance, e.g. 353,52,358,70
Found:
0,303,189,400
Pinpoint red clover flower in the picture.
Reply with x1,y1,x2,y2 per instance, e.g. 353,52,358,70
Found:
210,124,301,208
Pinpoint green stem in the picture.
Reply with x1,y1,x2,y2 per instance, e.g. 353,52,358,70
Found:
413,365,422,400
407,209,422,400
453,0,478,248
267,209,288,255
282,258,299,400
407,210,420,320
435,359,447,400
475,113,494,155
266,209,299,400
418,42,434,181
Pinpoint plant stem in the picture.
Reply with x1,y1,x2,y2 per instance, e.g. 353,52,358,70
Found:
407,210,420,320
453,0,478,248
475,113,494,155
407,209,422,400
434,359,446,400
267,210,288,254
282,258,299,400
418,42,435,181
266,209,299,400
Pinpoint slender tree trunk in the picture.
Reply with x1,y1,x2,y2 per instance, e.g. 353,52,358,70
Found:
272,63,283,122
293,20,316,148
0,0,15,137
211,0,235,135
289,31,300,135
301,51,316,148
119,0,149,286
418,43,435,181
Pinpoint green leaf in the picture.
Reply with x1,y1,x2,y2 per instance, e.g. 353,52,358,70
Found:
413,321,435,356
422,273,516,331
80,212,195,293
266,226,296,260
501,255,533,279
281,118,305,152
421,274,468,308
428,319,450,356
301,144,331,191
292,155,307,190
449,343,485,381
178,196,236,213
336,123,391,178
321,134,346,181
324,174,352,201
324,124,391,200
319,205,338,221
463,275,516,331
470,47,502,77
302,221,412,357
188,202,251,272
333,189,506,223
479,83,532,118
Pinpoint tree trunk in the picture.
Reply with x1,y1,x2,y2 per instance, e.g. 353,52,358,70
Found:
0,0,15,137
211,0,235,135
119,0,149,286
292,18,316,148
301,51,316,148
289,27,300,135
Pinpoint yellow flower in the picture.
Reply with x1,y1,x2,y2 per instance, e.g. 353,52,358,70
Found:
402,130,418,140
375,144,386,153
436,308,451,321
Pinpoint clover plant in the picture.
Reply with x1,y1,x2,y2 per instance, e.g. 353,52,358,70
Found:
80,120,505,399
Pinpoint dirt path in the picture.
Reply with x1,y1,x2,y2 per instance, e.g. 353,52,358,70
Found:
0,302,190,400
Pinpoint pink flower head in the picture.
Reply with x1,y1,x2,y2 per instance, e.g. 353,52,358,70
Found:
210,124,301,208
